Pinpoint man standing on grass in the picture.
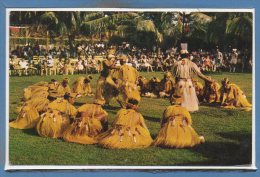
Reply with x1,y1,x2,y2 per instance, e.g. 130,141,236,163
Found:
171,49,213,112
94,53,120,106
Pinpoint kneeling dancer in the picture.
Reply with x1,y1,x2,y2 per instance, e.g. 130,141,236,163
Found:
36,93,77,138
153,97,205,148
63,99,108,145
98,98,153,149
220,78,252,111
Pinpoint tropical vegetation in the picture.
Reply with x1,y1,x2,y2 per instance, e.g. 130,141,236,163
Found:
10,11,252,50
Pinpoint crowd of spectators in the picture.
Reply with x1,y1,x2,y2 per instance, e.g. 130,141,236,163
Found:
9,41,252,76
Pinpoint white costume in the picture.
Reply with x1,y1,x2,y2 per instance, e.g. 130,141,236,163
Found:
172,58,211,112
230,52,238,65
47,57,54,67
19,60,28,69
230,50,238,72
76,60,84,71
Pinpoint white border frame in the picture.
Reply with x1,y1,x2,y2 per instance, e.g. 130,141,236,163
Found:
5,8,256,171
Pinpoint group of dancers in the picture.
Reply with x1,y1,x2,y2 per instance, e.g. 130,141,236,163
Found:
9,48,252,149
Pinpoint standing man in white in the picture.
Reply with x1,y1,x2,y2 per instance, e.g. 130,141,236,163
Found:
171,49,212,112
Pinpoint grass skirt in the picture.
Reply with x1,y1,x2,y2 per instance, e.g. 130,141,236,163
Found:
63,116,103,145
9,105,40,129
153,105,204,148
153,116,204,148
98,109,152,149
36,110,70,138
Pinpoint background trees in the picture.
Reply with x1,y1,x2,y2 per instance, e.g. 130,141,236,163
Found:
10,11,253,51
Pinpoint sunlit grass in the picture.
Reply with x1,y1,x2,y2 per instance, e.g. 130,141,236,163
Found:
9,72,252,166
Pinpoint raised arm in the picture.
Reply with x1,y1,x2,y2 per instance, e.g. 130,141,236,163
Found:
192,62,212,82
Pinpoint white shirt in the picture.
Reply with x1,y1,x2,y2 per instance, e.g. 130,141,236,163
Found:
19,60,28,69
47,59,54,67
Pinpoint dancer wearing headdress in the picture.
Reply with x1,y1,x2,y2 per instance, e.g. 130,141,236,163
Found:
72,76,93,96
171,49,212,112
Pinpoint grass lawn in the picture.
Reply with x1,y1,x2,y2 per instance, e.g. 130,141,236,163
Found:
8,72,252,166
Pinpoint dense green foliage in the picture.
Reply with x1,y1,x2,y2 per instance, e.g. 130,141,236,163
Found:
10,11,252,50
9,72,252,166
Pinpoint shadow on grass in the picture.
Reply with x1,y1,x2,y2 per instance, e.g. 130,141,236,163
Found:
217,131,252,143
22,128,39,137
103,105,120,111
73,102,85,107
185,131,252,166
199,102,221,107
143,115,161,123
150,133,158,139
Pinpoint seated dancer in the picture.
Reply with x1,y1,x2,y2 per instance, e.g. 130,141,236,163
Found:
137,76,158,98
17,96,50,115
23,83,49,101
137,76,150,96
203,79,221,104
98,98,153,149
36,93,77,138
159,72,175,98
220,78,252,110
147,77,161,97
153,97,205,148
36,109,70,138
10,81,52,129
47,92,78,118
48,79,60,92
9,103,40,129
192,78,204,102
56,78,71,95
19,81,50,113
63,99,108,145
72,76,93,96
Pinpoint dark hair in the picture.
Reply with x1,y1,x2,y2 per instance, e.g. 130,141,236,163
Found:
128,98,139,105
181,54,188,59
64,93,70,100
84,78,90,84
47,95,57,101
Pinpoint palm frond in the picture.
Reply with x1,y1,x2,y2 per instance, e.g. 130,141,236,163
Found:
136,20,156,32
191,12,212,24
40,12,59,25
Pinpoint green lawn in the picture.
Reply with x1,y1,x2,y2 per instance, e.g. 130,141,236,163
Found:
9,72,252,166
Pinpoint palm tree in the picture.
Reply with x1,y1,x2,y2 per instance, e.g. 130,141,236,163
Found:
207,12,252,50
39,11,84,54
225,12,252,49
185,12,212,50
10,11,252,51
80,12,163,49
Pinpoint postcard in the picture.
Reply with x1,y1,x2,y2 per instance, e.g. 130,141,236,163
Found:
4,7,257,173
